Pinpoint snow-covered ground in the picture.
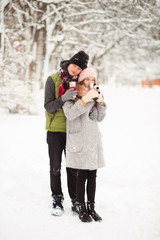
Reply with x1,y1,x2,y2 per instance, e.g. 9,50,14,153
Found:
0,86,160,240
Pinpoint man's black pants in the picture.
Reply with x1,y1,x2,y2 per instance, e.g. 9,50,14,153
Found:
47,131,77,200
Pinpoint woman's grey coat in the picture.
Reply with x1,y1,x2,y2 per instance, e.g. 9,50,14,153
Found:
63,99,106,170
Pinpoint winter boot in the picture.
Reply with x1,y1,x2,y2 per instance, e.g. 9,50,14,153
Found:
71,198,79,214
87,202,102,222
52,195,64,216
78,203,92,223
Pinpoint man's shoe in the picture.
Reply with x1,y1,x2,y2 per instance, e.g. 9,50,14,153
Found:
52,195,64,216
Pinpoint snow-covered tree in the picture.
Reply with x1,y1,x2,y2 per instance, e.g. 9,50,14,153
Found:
0,0,160,113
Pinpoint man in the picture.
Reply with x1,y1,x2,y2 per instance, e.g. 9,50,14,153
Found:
44,51,89,216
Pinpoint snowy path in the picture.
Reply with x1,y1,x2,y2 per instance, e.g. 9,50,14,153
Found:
0,87,160,240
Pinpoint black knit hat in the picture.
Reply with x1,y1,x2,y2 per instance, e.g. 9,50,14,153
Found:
60,51,89,70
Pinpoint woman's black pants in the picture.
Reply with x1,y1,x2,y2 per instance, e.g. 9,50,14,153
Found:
77,169,97,204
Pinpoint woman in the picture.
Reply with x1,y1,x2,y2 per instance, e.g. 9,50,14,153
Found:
63,68,106,222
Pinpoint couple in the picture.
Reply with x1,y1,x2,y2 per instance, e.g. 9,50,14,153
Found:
44,51,106,223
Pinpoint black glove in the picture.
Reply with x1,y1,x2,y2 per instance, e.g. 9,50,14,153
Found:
61,88,77,102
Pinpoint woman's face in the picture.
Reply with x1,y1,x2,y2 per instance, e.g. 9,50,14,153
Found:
83,76,96,87
67,64,82,76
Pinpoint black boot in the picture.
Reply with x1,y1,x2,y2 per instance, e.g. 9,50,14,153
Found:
52,195,64,216
87,202,102,222
78,203,92,223
71,198,79,214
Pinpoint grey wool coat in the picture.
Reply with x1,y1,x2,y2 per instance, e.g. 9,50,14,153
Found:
63,99,106,170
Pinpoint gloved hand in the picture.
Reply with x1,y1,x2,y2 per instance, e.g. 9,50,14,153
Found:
93,84,99,91
93,85,103,103
82,89,99,103
96,92,104,103
89,107,97,120
61,88,77,102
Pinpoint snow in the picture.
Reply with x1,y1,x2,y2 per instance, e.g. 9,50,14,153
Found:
0,86,160,240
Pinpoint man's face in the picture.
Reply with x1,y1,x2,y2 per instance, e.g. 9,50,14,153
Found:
67,64,82,76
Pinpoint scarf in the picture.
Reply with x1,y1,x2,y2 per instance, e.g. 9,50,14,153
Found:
58,69,78,97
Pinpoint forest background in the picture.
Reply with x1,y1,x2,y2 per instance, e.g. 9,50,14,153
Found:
0,0,160,114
